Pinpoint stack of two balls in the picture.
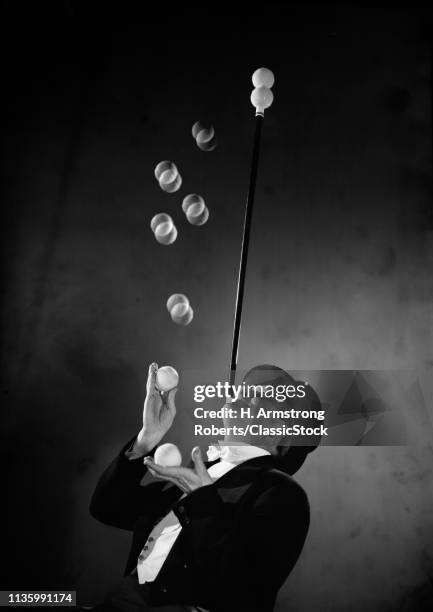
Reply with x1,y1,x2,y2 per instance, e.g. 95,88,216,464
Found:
192,121,217,151
250,67,275,115
150,213,177,245
182,194,209,226
154,161,182,193
153,365,182,467
167,293,193,326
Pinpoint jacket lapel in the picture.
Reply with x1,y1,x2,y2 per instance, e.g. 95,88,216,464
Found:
210,455,276,504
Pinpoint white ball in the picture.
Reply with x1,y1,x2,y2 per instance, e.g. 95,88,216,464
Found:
252,67,275,89
170,302,194,326
166,293,189,313
154,220,173,238
185,200,206,223
182,194,205,214
159,168,178,185
196,126,215,144
185,201,204,220
154,161,177,181
154,443,182,467
156,365,179,392
196,137,217,152
155,222,178,245
150,213,173,233
250,86,274,111
186,204,209,226
192,121,205,139
159,173,182,193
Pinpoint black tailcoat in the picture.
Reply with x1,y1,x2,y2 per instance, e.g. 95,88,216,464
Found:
90,438,310,612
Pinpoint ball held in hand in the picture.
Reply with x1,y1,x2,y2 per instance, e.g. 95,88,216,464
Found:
156,365,179,392
154,442,182,467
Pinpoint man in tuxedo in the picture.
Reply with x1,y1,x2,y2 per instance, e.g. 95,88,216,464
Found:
90,363,322,612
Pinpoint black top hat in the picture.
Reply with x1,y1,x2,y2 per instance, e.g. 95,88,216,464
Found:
242,364,323,475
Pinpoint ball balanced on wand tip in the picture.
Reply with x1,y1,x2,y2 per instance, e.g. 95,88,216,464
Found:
250,67,275,116
229,67,275,390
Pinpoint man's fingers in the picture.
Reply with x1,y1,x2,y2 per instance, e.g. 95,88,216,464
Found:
144,457,185,479
148,468,180,487
165,388,178,415
148,466,171,481
145,460,190,492
146,463,174,481
191,446,207,477
146,362,158,393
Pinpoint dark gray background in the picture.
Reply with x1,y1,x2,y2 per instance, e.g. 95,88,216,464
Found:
1,4,432,610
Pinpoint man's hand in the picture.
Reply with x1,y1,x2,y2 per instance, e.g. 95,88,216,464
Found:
135,362,177,454
143,446,213,494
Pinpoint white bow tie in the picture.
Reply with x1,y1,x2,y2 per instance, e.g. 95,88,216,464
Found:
206,443,235,462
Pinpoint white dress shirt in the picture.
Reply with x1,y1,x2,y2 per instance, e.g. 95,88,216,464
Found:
126,442,270,584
